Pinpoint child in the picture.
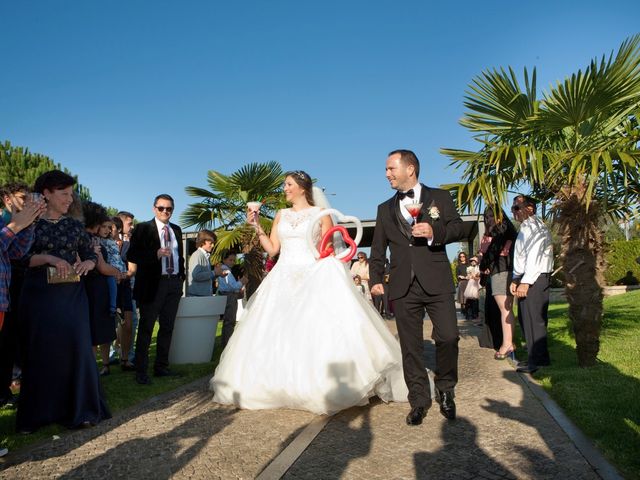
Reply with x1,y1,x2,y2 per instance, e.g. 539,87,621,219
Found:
353,275,366,296
99,217,127,318
466,256,481,324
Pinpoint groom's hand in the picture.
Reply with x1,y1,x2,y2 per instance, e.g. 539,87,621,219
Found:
371,283,384,296
411,222,433,240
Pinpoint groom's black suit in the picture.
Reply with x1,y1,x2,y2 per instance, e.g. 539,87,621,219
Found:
370,184,465,408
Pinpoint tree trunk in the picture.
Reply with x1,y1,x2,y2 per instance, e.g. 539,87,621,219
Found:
243,245,264,299
555,188,605,367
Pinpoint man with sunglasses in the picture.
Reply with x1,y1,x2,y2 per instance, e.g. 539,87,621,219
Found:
509,195,553,374
128,194,185,385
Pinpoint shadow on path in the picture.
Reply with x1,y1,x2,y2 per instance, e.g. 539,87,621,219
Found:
414,416,514,479
282,360,374,479
0,379,213,470
59,401,236,479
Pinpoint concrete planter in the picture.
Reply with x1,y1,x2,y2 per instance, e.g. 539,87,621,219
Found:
169,295,227,364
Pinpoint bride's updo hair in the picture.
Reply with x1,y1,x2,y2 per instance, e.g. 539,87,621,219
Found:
285,170,315,206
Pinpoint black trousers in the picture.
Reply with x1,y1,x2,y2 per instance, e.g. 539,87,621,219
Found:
0,309,18,400
135,276,182,374
373,285,390,316
393,277,459,408
518,273,551,368
219,292,239,349
0,272,24,400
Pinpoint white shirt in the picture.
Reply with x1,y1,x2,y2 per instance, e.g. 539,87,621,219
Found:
154,217,179,275
398,182,422,224
398,183,433,244
512,215,553,285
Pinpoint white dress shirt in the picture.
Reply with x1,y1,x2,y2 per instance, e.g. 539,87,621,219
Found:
512,215,554,285
398,182,423,224
398,183,433,244
154,217,179,275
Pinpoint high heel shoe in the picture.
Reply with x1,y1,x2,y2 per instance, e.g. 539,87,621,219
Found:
494,348,514,360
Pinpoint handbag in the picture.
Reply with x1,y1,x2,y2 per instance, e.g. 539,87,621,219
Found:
464,278,480,300
47,266,80,284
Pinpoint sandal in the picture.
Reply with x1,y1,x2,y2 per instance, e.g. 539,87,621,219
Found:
99,366,110,376
494,349,515,361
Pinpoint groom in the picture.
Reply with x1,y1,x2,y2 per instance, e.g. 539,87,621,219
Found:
370,149,465,425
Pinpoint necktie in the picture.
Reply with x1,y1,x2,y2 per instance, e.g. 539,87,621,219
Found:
398,189,415,200
163,225,174,274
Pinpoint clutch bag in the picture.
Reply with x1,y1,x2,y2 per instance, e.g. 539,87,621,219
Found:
47,266,80,284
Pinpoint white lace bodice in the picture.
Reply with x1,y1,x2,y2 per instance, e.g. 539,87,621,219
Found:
277,207,322,267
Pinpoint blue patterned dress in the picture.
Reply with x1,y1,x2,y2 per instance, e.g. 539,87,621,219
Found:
16,217,111,432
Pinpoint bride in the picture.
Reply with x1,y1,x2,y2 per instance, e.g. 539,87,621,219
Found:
210,170,408,415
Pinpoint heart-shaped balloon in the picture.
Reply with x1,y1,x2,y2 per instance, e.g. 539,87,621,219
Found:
306,209,363,262
318,226,358,262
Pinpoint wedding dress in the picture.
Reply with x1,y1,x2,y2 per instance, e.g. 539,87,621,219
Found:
210,206,408,415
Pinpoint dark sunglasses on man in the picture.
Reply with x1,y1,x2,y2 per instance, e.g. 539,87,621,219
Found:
155,206,173,213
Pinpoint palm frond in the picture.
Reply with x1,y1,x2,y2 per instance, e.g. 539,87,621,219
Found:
443,34,640,214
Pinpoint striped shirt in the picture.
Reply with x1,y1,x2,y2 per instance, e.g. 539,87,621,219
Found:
0,219,35,311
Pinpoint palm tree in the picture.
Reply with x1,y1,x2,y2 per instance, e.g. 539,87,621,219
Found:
441,35,640,367
181,161,287,297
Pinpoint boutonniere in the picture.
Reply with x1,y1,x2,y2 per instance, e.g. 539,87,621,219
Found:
428,204,440,220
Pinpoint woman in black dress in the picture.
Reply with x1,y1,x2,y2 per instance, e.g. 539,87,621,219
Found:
478,206,518,360
17,171,111,433
82,201,124,377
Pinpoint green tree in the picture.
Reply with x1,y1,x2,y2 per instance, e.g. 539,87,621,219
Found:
181,162,287,297
441,35,640,367
0,140,92,201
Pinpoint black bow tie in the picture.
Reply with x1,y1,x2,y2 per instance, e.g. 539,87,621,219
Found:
398,189,415,200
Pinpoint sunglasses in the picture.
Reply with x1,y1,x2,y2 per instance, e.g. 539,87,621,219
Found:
511,205,521,211
155,206,174,213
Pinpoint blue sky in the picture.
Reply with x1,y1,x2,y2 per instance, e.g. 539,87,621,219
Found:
2,1,638,240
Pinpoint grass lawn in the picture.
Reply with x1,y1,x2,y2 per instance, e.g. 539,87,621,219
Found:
525,291,640,479
0,322,223,453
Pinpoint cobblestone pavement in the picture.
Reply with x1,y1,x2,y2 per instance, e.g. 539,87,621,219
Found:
0,318,602,479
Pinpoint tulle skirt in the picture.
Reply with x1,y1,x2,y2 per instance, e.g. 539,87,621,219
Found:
210,257,408,415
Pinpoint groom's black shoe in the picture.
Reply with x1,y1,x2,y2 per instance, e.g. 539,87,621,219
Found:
406,406,427,426
436,390,456,420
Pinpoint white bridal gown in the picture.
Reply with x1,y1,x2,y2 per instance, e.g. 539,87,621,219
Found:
210,206,408,415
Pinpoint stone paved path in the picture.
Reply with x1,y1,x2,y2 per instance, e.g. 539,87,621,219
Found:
0,318,605,479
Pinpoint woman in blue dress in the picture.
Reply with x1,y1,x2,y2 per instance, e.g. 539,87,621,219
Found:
16,171,111,433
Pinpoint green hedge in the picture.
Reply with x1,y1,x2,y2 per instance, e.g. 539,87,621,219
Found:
605,239,640,286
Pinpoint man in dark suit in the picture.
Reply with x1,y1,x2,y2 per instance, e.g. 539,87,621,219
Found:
127,194,185,385
370,149,465,425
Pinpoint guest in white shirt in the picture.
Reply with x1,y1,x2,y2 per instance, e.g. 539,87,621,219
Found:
509,195,554,374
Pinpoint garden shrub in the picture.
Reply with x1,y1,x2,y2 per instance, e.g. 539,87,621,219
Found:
604,239,640,286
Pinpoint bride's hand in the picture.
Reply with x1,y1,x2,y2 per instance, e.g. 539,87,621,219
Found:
247,209,258,226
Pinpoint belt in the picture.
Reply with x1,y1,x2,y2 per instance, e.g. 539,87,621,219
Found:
160,274,181,279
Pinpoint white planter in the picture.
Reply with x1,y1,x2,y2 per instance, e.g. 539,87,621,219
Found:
169,295,227,364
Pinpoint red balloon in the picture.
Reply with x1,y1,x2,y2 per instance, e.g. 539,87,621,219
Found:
319,226,357,262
